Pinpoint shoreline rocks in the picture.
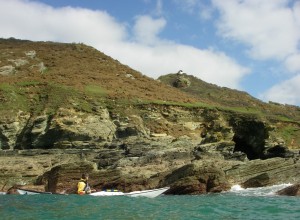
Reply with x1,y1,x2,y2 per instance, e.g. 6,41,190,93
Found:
276,183,300,196
0,105,299,194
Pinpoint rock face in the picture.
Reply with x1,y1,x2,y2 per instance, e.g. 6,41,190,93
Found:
0,104,299,194
162,160,231,194
225,157,300,187
0,39,299,194
173,74,191,88
23,108,116,149
0,111,30,150
276,183,300,196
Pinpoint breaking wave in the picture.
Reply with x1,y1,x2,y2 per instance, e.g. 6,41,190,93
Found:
226,183,293,196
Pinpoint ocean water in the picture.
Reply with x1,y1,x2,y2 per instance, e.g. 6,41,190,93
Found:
1,184,300,220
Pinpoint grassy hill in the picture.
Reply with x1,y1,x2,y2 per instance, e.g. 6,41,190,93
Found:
0,38,200,116
158,73,300,122
0,38,299,148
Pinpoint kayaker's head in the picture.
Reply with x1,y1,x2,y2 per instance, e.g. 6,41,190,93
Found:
81,173,89,181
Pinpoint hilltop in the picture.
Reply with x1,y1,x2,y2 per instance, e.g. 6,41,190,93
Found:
0,38,299,195
0,38,198,113
158,72,300,122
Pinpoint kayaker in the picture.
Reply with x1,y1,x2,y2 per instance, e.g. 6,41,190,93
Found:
77,173,92,195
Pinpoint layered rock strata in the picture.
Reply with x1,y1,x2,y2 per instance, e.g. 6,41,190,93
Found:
1,105,299,194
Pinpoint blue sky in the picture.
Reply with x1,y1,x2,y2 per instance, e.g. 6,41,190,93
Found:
1,0,300,106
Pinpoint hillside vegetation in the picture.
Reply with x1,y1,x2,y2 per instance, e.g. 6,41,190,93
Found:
1,38,300,194
0,38,299,148
0,38,199,115
158,73,300,122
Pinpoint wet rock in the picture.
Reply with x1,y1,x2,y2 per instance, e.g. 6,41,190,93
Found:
242,173,270,188
7,184,46,194
276,183,300,196
225,157,300,187
163,160,231,194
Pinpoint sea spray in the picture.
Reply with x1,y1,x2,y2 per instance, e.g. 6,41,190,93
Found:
228,183,293,196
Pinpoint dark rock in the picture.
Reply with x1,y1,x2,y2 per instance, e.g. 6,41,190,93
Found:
173,75,191,88
261,145,295,159
242,173,270,188
193,141,247,161
7,184,46,194
225,157,300,187
43,161,98,194
163,161,230,194
230,118,268,160
276,183,300,196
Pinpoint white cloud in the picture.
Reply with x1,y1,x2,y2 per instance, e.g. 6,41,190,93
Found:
107,42,249,88
285,53,300,73
133,15,167,45
0,0,248,89
212,0,300,105
259,74,300,105
0,0,127,44
212,0,300,61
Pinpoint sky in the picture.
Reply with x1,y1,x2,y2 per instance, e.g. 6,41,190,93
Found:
0,0,300,106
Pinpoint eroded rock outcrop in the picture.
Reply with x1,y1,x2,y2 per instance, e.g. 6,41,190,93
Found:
0,105,299,194
14,108,117,149
0,111,30,150
1,39,299,195
225,157,300,187
162,160,231,194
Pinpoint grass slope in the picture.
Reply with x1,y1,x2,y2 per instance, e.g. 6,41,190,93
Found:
0,38,299,148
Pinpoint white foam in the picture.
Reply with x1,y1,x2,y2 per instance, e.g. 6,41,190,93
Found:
230,184,244,191
227,183,293,196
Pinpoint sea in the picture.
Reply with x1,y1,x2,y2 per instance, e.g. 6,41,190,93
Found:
1,184,299,220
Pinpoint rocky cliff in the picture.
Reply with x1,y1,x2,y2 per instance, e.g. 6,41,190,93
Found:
0,38,299,194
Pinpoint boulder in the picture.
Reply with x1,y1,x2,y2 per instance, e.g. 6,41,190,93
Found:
276,183,300,196
162,160,231,194
173,75,191,88
242,173,270,188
